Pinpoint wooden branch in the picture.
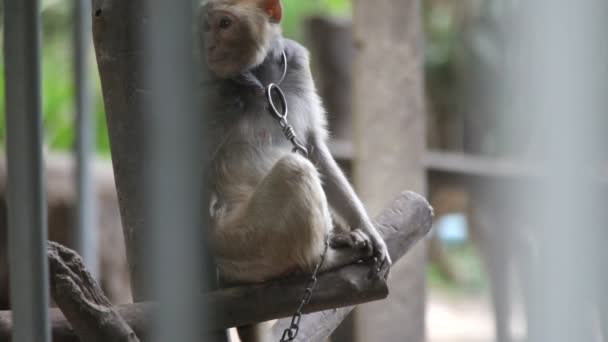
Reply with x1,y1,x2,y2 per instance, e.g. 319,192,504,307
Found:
0,191,431,341
47,242,140,342
91,0,150,301
272,191,433,341
0,243,139,342
47,241,139,342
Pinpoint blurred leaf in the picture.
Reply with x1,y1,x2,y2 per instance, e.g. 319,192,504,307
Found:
281,0,351,40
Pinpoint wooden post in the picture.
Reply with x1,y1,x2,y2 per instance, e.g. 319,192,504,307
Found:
352,1,427,341
91,0,148,301
305,16,354,141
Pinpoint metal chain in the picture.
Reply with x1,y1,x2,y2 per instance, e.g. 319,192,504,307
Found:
266,51,309,156
280,240,329,342
266,50,327,341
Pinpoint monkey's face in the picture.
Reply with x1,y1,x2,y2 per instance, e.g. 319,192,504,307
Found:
202,10,260,78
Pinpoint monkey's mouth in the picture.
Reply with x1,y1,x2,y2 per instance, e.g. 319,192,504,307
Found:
208,55,228,65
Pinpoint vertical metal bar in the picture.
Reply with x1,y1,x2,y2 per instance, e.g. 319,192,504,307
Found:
143,0,209,341
73,0,98,278
504,1,608,341
3,0,51,341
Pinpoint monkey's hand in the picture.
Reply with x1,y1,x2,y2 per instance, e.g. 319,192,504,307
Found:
330,229,373,256
365,228,392,280
330,228,391,279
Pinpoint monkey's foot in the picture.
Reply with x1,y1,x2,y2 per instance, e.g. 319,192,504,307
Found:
329,230,373,258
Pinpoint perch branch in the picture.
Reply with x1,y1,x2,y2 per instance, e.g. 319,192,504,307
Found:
272,191,433,341
46,241,140,342
0,191,432,341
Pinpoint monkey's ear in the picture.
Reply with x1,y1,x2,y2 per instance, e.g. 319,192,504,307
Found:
261,0,282,23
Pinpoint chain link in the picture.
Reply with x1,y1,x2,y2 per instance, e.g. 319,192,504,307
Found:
280,240,329,342
267,83,308,156
266,50,326,341
266,50,308,157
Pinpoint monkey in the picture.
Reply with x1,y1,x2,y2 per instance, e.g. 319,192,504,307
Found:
198,1,391,338
199,0,391,285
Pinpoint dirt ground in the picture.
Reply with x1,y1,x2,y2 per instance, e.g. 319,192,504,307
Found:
427,289,525,342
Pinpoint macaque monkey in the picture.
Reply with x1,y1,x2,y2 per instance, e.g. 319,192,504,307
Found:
199,1,391,338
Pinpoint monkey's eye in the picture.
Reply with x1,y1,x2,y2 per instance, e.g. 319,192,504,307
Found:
219,17,232,29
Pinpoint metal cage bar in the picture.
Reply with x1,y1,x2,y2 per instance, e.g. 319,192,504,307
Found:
142,0,211,340
3,0,51,341
73,0,98,278
505,1,608,341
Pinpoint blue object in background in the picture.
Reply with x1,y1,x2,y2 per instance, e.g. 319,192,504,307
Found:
436,213,468,244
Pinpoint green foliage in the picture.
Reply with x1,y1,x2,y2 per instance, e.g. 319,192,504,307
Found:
424,3,458,69
0,0,111,155
282,0,351,40
41,40,76,151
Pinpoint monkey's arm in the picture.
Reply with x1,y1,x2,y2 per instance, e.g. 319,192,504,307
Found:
309,135,392,276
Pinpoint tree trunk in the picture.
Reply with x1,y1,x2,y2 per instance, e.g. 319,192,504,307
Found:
91,0,148,301
305,16,354,141
352,0,428,341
